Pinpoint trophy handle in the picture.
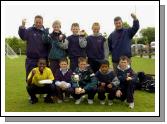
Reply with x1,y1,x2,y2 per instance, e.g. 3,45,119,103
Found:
77,81,79,87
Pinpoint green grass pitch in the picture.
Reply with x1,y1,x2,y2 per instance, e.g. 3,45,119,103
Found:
5,56,155,112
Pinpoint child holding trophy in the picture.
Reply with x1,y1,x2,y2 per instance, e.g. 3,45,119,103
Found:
70,57,98,104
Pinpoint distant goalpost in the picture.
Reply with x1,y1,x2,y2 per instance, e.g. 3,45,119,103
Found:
5,43,19,59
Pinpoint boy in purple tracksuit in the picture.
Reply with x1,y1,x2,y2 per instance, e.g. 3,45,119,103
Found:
108,13,139,72
54,58,73,103
18,15,50,80
115,56,137,109
86,22,109,73
67,23,87,71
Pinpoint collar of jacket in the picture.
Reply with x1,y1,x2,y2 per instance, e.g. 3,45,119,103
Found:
117,65,130,71
60,68,69,73
51,31,62,36
99,69,112,75
32,25,45,31
78,68,87,72
91,33,102,37
72,34,79,37
115,28,123,32
50,31,62,40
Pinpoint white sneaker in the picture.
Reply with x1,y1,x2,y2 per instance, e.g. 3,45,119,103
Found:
87,99,93,104
69,95,73,99
36,94,47,98
108,100,113,106
75,98,82,104
43,94,47,98
28,96,31,100
100,100,105,105
64,97,70,102
81,95,86,100
129,102,134,109
57,99,63,103
36,94,40,98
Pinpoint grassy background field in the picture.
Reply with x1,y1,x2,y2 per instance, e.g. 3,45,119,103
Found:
5,56,155,112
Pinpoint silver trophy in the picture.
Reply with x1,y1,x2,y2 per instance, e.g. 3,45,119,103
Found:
72,74,83,93
72,73,80,86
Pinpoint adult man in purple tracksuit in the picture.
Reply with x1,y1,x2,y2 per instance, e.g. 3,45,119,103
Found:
108,13,139,72
18,15,50,82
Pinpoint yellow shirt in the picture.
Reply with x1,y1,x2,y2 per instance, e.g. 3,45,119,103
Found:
27,67,54,87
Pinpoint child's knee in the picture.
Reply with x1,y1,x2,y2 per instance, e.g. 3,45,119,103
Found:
68,87,75,94
98,87,105,93
26,85,35,92
87,87,97,93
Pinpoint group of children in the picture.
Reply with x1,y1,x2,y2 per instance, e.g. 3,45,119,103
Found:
42,21,109,73
26,20,137,109
27,56,137,109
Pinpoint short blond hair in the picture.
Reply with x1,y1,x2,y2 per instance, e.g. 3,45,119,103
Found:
92,22,100,29
71,23,79,28
78,57,87,64
52,20,61,27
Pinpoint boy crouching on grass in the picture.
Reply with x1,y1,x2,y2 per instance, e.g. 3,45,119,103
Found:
115,56,137,109
96,60,120,105
54,58,73,103
70,57,98,105
26,58,55,104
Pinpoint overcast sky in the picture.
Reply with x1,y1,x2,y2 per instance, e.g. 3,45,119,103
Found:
4,1,158,37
